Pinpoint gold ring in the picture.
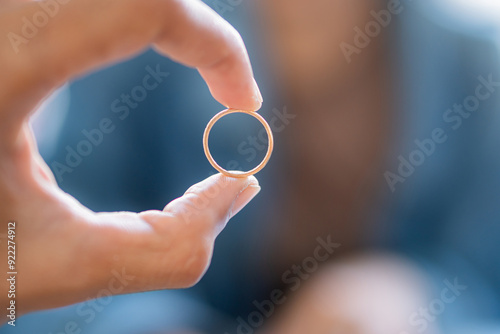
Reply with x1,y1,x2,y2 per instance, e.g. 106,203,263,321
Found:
203,109,274,178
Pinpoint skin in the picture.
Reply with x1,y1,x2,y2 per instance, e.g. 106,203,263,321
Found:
0,0,263,318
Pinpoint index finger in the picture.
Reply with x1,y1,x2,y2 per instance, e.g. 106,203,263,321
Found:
0,0,262,140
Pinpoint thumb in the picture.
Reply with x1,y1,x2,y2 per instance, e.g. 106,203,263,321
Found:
164,173,261,236
93,173,261,292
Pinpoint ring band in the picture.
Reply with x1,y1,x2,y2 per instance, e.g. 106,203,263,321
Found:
203,109,274,178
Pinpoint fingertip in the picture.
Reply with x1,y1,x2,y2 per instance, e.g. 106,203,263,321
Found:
230,182,261,218
196,173,261,223
199,52,263,112
203,72,263,112
222,78,263,111
164,173,260,232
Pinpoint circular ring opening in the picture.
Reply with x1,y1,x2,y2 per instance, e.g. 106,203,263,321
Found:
203,109,274,178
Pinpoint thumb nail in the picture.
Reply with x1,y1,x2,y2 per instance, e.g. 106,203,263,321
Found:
231,184,261,218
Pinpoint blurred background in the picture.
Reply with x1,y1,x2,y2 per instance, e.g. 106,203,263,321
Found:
3,0,500,333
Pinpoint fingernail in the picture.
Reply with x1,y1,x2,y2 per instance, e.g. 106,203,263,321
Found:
231,184,261,218
252,78,263,109
253,78,263,103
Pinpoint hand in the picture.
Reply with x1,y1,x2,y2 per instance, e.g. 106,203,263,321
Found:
0,0,262,317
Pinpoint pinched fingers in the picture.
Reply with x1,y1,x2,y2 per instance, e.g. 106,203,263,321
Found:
0,0,262,143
